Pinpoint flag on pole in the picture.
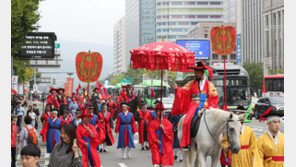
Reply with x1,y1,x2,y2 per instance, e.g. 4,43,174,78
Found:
76,84,81,95
101,87,108,100
151,87,155,97
97,81,103,93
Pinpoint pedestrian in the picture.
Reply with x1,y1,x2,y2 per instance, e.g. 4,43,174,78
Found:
138,101,150,150
148,103,174,167
26,106,32,116
70,109,83,130
98,102,115,152
169,114,183,162
19,116,38,148
40,109,63,153
48,124,83,167
40,105,52,142
69,98,79,119
28,107,37,127
76,109,101,167
115,101,138,159
11,114,18,167
33,104,40,129
220,106,257,167
13,102,25,132
59,108,73,125
20,144,41,167
254,107,284,167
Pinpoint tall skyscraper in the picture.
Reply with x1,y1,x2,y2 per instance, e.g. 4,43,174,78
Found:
125,0,140,72
113,17,126,74
155,0,224,43
262,0,284,75
237,0,263,65
223,0,237,22
140,0,156,46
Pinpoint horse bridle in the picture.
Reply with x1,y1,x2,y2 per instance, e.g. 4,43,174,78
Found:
204,109,238,149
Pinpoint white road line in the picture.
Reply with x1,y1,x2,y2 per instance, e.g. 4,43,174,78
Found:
118,163,128,167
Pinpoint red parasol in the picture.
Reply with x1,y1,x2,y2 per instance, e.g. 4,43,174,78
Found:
130,41,195,115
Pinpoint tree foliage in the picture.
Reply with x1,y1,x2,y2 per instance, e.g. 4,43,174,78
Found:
11,0,40,83
243,62,264,91
269,68,284,75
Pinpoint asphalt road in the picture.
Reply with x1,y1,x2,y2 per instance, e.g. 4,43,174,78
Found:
15,101,284,167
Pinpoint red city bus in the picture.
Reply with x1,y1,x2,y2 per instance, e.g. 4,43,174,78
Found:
262,75,284,97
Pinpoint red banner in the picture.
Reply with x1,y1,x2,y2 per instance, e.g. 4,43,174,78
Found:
65,78,74,97
210,26,236,55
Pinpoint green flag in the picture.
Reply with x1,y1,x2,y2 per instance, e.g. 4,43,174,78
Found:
247,102,252,111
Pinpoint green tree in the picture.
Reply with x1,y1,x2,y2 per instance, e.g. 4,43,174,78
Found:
243,62,264,91
269,68,284,75
11,0,40,83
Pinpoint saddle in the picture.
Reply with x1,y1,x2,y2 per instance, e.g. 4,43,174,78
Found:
190,109,205,138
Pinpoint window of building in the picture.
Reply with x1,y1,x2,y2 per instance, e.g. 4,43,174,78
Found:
197,15,208,18
197,2,208,5
162,2,169,5
172,15,182,19
231,54,236,59
204,34,208,38
191,22,198,25
210,2,222,5
184,2,196,5
171,1,183,5
210,15,221,18
184,15,196,18
157,2,161,6
178,22,190,25
191,8,202,12
204,8,215,12
168,22,177,25
212,54,218,59
178,9,189,12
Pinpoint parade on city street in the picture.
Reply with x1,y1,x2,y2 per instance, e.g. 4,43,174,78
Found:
9,0,285,167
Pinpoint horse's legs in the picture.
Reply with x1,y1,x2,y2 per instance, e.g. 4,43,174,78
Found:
195,152,206,167
181,151,190,167
210,153,220,167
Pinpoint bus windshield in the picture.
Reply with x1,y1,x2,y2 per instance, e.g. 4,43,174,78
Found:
216,87,251,107
265,78,284,92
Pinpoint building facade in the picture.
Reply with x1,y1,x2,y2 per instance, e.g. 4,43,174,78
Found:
113,17,126,74
140,0,156,46
262,0,284,75
155,0,224,43
223,0,237,22
125,0,140,72
239,0,263,65
187,22,237,66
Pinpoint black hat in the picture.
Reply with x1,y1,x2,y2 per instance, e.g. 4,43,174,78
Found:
101,102,107,108
89,105,94,109
154,99,162,105
259,107,284,122
140,101,147,105
187,60,213,79
121,101,129,107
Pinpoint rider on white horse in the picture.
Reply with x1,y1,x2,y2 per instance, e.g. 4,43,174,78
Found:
171,60,219,151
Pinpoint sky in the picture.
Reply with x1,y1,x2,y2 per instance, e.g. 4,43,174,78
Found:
37,0,125,90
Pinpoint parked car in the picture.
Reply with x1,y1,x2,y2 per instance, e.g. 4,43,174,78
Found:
254,97,284,119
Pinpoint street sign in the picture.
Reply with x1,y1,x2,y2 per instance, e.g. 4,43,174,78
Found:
237,34,241,65
121,78,133,84
55,43,60,48
19,32,57,59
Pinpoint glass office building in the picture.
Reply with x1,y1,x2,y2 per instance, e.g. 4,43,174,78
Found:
140,0,156,46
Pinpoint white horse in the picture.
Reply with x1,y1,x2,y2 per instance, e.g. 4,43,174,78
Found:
178,108,244,167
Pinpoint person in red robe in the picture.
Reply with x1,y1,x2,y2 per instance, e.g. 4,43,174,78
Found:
126,84,136,104
76,109,101,167
46,88,57,107
98,103,115,152
59,109,73,125
40,106,52,142
148,103,174,167
138,100,150,150
118,85,128,111
107,96,118,118
171,60,219,150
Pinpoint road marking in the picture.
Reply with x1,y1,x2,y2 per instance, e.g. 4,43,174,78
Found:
118,163,128,167
44,153,50,158
45,160,49,165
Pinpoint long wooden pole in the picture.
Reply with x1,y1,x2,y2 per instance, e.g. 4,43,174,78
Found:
87,51,91,111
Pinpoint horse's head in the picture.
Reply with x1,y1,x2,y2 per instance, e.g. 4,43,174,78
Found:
224,113,244,154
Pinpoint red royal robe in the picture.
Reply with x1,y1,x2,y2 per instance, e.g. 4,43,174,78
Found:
148,117,174,166
76,123,101,167
59,115,73,125
46,94,55,106
171,78,219,148
138,109,150,144
107,101,117,118
40,112,52,142
97,112,115,145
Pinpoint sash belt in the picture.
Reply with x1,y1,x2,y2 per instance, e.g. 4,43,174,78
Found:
121,123,131,125
241,145,249,149
49,127,60,129
264,156,284,162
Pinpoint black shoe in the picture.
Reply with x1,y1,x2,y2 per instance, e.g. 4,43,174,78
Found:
180,159,183,162
103,149,107,152
100,149,103,152
141,147,144,150
174,155,178,160
145,146,149,150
